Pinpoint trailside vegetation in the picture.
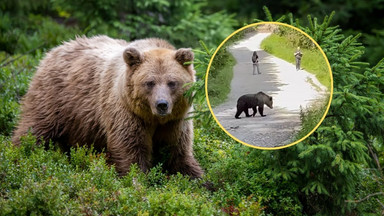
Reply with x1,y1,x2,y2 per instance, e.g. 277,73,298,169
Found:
206,29,248,107
260,25,331,89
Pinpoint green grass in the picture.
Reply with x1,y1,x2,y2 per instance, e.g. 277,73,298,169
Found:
206,29,249,108
261,34,331,90
295,96,330,141
207,49,236,107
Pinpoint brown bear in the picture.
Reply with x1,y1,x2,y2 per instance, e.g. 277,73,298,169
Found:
235,92,273,119
12,35,203,178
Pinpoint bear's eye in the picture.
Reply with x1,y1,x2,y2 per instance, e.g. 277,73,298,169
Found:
146,81,155,88
168,81,177,88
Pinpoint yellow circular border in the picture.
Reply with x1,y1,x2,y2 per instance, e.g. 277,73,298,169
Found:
205,21,334,150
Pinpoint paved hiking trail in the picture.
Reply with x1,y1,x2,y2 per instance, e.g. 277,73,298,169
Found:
211,32,328,148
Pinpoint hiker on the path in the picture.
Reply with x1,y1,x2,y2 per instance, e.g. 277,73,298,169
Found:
294,47,303,71
252,51,261,75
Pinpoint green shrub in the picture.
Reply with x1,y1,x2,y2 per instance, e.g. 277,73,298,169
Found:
0,132,243,215
295,96,330,142
276,25,314,49
0,53,41,135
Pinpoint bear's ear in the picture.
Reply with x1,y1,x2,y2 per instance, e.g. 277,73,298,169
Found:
123,48,142,67
175,48,194,66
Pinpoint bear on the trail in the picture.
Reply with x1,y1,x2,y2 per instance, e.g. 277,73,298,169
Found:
12,36,203,178
235,92,273,119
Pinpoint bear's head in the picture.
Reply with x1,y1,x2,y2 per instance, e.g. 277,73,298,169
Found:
258,91,273,109
265,96,273,109
123,47,195,123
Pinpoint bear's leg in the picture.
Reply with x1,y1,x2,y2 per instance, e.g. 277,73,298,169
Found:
12,115,58,147
154,119,203,178
235,109,242,119
235,103,243,119
245,108,252,117
258,105,266,117
106,117,153,176
252,106,257,117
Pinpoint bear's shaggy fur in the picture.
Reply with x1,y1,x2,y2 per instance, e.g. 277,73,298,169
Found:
235,92,273,119
12,36,203,178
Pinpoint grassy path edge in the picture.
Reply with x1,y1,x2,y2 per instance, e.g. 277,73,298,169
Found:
260,34,331,90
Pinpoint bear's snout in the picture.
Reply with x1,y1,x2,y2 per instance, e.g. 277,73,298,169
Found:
155,99,169,115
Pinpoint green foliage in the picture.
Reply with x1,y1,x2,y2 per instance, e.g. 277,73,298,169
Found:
0,53,41,135
51,0,237,49
295,97,329,142
276,25,313,49
363,29,384,66
0,11,80,54
0,134,228,215
183,40,216,127
262,6,286,23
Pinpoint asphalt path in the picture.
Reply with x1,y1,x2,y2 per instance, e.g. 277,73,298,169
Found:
211,32,328,148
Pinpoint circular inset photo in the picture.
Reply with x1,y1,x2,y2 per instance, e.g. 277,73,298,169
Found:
206,22,333,149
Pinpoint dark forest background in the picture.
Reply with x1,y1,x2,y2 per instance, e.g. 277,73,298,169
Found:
204,0,384,65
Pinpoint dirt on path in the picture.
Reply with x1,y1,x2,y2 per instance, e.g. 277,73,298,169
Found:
211,32,328,148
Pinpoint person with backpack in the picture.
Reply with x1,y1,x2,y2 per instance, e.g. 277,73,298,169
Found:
252,51,260,75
